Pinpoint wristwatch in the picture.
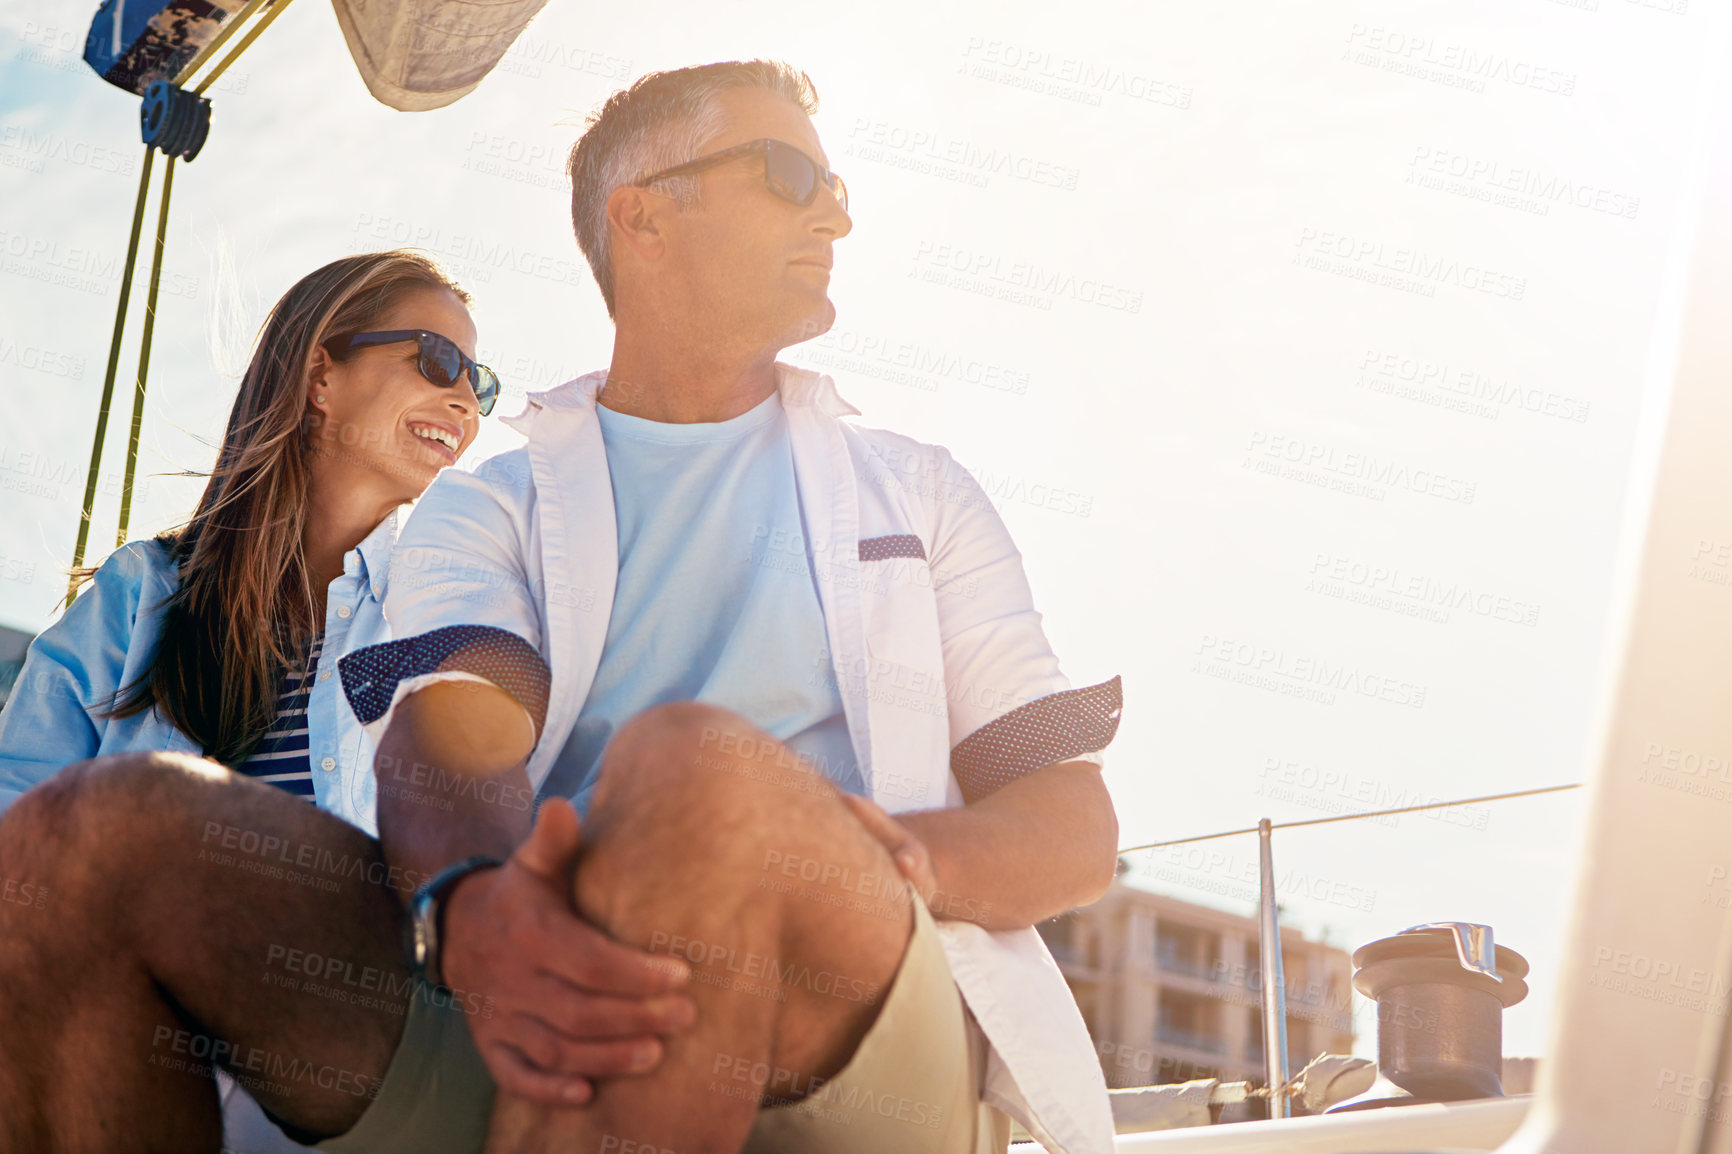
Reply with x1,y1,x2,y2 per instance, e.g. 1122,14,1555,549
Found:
405,855,503,988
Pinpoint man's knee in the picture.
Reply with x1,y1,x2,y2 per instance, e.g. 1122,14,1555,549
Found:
609,701,750,768
598,702,794,808
580,706,843,900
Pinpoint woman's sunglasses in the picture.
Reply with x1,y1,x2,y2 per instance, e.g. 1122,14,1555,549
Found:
633,138,849,212
325,329,500,417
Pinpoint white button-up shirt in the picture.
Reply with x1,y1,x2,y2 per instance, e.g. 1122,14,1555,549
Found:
344,366,1122,1153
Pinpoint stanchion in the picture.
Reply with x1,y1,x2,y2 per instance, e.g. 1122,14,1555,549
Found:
1256,818,1290,1119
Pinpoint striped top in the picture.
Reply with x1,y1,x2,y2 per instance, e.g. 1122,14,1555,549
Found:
239,633,323,799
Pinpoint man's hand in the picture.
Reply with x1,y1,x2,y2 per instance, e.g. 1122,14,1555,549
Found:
441,798,698,1106
842,794,938,907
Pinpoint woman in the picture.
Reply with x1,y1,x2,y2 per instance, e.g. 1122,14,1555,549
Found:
0,249,495,835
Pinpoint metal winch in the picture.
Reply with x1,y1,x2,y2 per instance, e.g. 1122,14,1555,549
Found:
1329,922,1528,1111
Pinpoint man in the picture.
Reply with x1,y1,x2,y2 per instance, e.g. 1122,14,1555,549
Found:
352,58,1124,1152
0,60,1120,1154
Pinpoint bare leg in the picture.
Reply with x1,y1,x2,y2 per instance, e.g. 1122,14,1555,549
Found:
485,703,917,1154
0,753,414,1153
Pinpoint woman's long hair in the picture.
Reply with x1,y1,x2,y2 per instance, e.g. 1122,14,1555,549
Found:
109,250,471,764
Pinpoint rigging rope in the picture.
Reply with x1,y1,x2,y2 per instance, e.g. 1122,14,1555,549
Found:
116,155,177,548
67,0,292,587
68,147,155,600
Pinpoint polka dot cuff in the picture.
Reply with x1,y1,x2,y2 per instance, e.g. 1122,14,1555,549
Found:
338,625,551,739
950,676,1123,803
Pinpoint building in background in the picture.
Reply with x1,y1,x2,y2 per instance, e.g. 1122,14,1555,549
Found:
1039,876,1355,1101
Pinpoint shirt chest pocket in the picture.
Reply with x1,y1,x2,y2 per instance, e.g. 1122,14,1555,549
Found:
856,536,946,706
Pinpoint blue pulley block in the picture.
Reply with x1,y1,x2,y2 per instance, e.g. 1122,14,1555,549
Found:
140,81,211,161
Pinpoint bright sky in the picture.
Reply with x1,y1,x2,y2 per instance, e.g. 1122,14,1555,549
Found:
0,0,1718,1064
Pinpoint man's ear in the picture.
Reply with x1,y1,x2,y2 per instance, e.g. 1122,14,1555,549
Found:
607,184,670,263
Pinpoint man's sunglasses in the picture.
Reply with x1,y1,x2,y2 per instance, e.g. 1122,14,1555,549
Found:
325,329,500,417
634,138,848,213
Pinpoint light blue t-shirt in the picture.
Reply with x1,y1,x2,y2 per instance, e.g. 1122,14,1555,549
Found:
544,391,862,814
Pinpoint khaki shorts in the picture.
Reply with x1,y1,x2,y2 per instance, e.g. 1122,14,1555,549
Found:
317,886,1005,1154
314,981,495,1154
742,887,1010,1154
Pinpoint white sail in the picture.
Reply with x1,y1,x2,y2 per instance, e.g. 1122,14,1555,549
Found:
329,0,553,111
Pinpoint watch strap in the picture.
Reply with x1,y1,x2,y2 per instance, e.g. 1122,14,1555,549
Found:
407,854,503,988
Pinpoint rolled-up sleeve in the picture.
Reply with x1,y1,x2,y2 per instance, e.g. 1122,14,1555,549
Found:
925,448,1121,802
338,458,551,747
0,545,151,815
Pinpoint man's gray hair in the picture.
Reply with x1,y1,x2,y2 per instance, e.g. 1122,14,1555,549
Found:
567,60,819,319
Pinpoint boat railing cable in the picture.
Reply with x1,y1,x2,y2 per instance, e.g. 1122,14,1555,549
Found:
1116,781,1582,855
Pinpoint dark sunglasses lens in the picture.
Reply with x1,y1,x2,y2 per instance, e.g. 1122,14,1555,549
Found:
766,145,818,205
473,366,500,417
420,333,499,416
417,334,463,386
